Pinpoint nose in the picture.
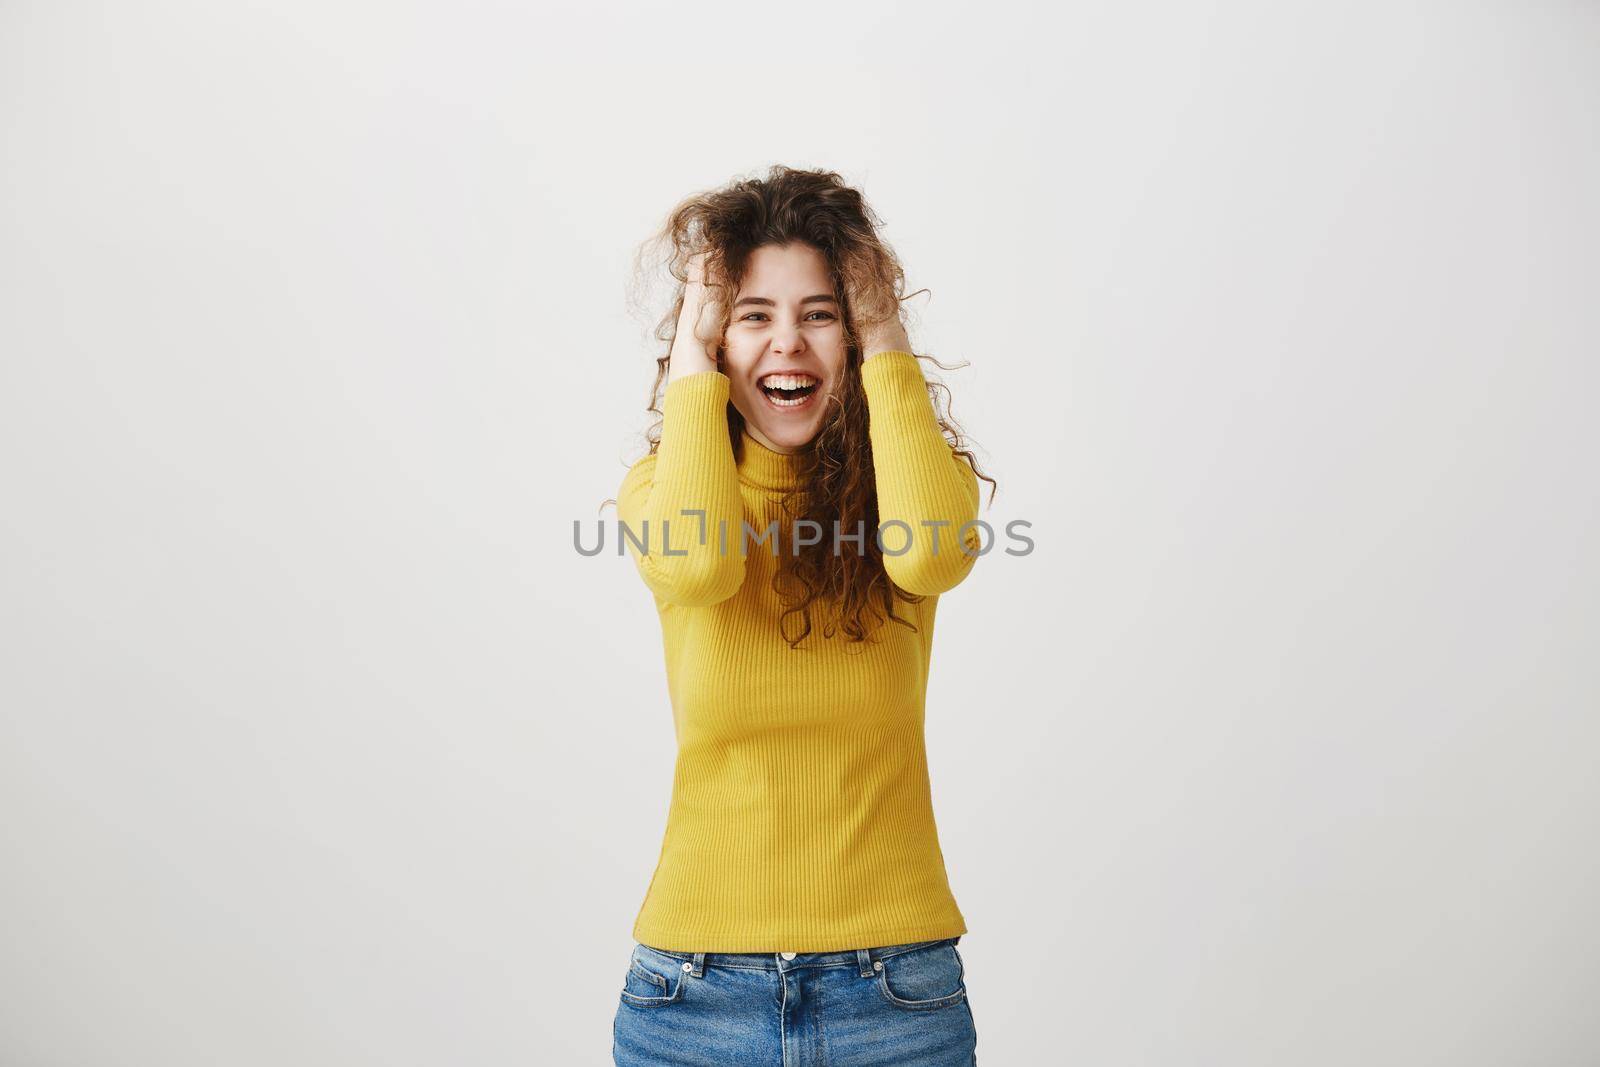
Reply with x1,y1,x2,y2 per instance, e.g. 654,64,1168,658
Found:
770,319,806,358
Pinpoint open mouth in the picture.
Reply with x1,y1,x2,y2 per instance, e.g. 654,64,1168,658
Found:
758,372,821,410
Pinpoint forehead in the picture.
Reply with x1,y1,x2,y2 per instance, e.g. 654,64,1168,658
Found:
738,243,835,295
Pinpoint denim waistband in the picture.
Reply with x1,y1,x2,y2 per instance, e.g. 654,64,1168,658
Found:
636,935,961,976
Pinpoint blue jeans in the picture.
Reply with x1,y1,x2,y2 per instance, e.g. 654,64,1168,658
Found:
612,935,978,1066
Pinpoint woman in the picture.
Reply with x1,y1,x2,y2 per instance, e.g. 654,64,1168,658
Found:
611,165,996,1066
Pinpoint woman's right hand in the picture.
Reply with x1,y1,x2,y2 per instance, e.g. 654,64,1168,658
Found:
667,251,726,384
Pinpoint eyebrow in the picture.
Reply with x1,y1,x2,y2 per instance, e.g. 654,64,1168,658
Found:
731,294,839,310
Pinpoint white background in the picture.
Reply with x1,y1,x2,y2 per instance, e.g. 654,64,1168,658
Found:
3,1,1596,1064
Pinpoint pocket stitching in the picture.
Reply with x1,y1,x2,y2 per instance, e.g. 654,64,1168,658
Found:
620,954,685,1007
875,944,968,1011
628,958,668,990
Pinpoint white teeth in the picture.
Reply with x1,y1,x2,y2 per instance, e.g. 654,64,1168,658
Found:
759,373,817,389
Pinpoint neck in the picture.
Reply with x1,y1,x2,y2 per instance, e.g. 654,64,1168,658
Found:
735,427,804,491
745,424,800,456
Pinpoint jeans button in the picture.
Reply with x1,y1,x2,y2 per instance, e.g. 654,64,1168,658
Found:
780,951,797,960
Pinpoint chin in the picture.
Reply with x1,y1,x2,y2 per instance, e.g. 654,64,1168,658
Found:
752,418,820,451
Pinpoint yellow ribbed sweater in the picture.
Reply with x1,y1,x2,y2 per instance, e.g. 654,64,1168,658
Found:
617,350,981,953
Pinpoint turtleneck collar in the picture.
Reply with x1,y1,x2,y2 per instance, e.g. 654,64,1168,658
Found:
736,428,804,492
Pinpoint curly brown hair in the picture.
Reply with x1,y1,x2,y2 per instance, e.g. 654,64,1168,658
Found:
613,164,997,649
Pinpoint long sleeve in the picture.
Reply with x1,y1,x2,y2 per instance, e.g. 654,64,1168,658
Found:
625,353,975,953
618,370,747,607
861,350,982,596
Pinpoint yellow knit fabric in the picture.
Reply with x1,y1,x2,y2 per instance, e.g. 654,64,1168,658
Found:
617,350,981,953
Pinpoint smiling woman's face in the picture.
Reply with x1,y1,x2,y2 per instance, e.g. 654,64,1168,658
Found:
722,242,847,454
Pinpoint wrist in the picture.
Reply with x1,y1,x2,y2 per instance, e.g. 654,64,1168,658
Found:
860,327,912,360
668,356,719,382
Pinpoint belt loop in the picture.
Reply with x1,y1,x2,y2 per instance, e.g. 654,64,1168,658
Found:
691,952,705,978
857,948,874,978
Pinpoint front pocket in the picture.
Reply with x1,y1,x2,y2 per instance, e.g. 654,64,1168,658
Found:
619,949,686,1007
875,941,968,1011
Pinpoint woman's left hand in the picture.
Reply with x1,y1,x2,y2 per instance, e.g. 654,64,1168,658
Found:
860,311,912,361
845,273,913,359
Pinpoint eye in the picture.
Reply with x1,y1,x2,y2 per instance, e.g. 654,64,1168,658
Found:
740,311,838,323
